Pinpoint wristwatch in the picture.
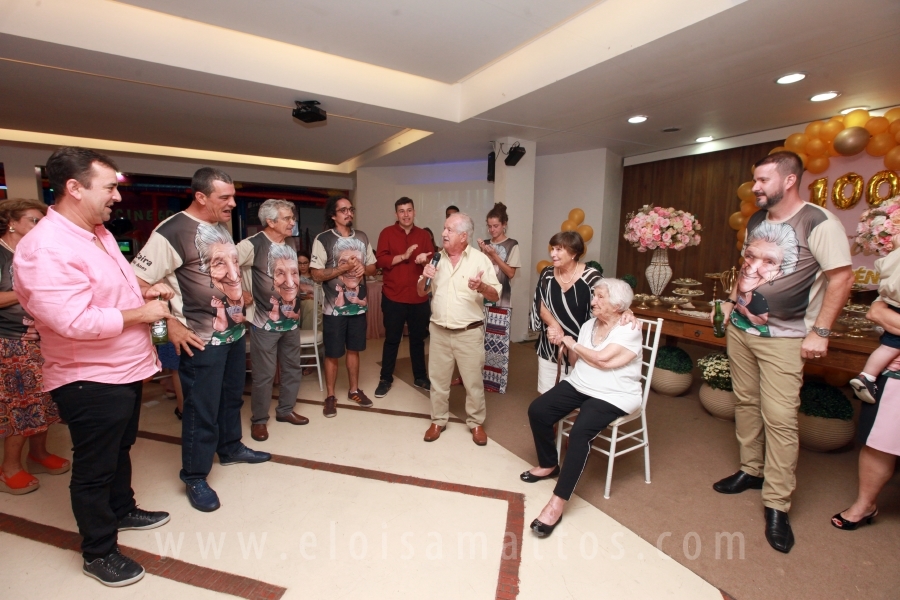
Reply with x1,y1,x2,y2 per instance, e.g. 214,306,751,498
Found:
811,326,831,338
722,298,736,305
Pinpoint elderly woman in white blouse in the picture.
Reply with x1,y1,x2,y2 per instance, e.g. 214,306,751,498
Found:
521,278,643,537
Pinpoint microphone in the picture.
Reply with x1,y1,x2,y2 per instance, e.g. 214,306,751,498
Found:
424,253,441,287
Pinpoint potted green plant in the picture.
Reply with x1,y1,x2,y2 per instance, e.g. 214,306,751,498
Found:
585,260,604,276
651,346,693,396
621,274,637,290
697,352,737,420
798,382,856,451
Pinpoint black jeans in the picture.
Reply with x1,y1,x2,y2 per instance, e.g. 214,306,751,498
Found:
380,295,430,383
178,337,246,483
527,381,626,500
52,380,143,560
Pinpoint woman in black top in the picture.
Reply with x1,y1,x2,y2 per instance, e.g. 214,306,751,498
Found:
530,231,602,393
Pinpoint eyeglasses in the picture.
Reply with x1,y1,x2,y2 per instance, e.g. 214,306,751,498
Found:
336,207,356,215
278,216,297,223
298,260,310,265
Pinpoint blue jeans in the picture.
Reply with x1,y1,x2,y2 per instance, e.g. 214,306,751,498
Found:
178,337,246,483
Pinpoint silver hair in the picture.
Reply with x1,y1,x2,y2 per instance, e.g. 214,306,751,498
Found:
195,222,234,274
449,212,475,245
593,278,634,313
332,236,366,263
258,199,295,227
266,243,298,278
744,220,799,275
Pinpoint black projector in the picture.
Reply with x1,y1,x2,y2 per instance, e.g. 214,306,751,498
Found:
292,100,327,123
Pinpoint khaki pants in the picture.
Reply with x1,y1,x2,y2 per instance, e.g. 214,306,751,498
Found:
726,326,804,512
428,323,486,429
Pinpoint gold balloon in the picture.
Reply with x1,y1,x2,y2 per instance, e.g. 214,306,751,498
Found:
885,145,900,171
805,121,824,138
867,170,900,207
866,132,897,157
795,152,808,168
568,208,585,225
785,133,809,154
886,107,900,123
808,177,828,207
830,115,845,123
576,224,594,242
843,109,871,129
890,120,900,137
806,156,830,175
768,146,787,155
736,239,744,252
736,227,747,244
805,138,826,157
740,200,757,217
728,211,745,231
737,181,755,203
825,140,840,157
560,220,577,232
536,260,552,274
866,116,890,136
820,119,844,142
833,127,871,156
831,173,864,210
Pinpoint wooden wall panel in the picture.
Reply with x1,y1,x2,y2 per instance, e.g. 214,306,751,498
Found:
616,141,783,298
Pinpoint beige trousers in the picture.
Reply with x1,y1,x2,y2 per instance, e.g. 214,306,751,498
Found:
726,326,804,512
428,323,486,429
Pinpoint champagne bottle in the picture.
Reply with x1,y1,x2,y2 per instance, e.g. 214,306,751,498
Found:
713,300,726,338
151,296,169,345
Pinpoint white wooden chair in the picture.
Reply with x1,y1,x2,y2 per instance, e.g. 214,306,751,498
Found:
554,317,663,499
298,285,324,391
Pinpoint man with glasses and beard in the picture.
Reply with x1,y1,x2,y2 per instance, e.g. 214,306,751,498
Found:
711,151,852,554
309,196,376,417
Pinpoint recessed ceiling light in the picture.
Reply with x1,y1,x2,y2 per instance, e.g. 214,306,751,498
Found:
840,106,869,114
810,91,840,102
696,136,714,143
627,115,648,124
776,73,806,85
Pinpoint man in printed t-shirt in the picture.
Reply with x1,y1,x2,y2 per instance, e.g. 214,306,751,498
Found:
310,196,376,418
236,199,309,443
713,151,852,554
132,167,270,513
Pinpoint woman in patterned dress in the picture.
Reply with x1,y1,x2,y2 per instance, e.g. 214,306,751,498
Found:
0,198,69,495
531,231,603,394
478,202,521,393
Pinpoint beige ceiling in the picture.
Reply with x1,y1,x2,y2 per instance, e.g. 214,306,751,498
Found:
1,0,898,171
116,0,603,83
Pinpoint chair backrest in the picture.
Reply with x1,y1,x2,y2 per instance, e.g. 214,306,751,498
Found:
636,318,664,413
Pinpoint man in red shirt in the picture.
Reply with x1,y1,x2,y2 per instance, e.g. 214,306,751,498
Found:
374,197,434,397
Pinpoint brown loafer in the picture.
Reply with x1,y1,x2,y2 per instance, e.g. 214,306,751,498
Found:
471,425,487,446
276,412,309,425
251,424,268,442
424,423,446,442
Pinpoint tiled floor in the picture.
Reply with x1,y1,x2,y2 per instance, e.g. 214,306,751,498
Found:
1,337,722,599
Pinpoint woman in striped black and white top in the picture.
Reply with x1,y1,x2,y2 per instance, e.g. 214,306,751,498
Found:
530,231,603,394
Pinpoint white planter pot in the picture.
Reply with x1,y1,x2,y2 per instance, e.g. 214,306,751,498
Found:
651,369,693,396
699,383,737,421
798,413,856,452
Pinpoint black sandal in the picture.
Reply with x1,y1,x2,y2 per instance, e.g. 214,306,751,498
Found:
831,508,877,530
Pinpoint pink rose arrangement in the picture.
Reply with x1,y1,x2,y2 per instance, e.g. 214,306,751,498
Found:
623,205,702,252
855,195,900,256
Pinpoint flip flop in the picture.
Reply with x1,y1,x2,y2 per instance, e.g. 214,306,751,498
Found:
27,453,71,475
0,470,40,495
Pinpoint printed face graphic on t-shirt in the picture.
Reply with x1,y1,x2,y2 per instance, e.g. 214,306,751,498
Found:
273,257,300,304
207,242,243,303
337,249,363,291
739,238,784,294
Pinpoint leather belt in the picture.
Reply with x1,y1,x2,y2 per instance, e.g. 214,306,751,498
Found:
437,321,483,332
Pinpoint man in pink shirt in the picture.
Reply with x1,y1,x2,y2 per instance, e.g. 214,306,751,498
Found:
14,147,173,588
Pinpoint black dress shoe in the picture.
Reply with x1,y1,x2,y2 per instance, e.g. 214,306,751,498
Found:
713,470,764,494
520,465,560,483
530,514,563,538
764,507,794,553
